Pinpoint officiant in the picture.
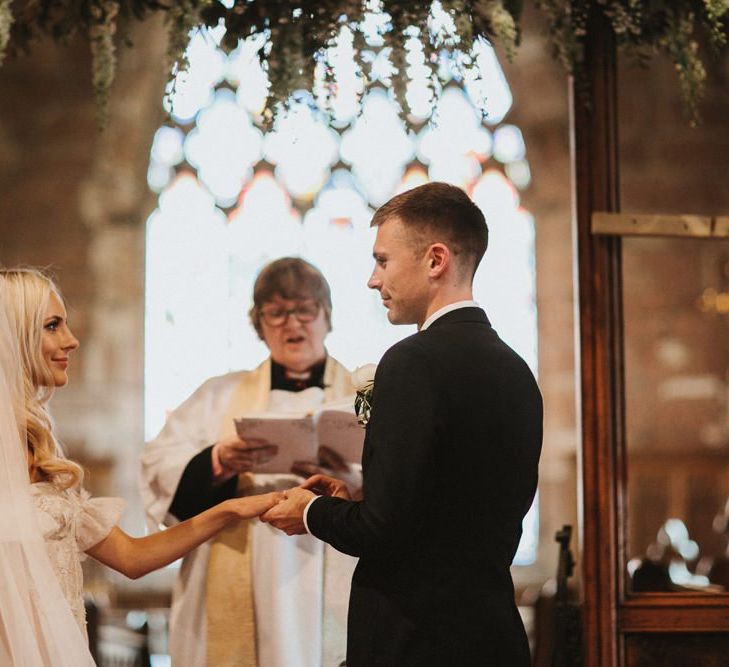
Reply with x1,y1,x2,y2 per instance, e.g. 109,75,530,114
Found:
140,257,357,667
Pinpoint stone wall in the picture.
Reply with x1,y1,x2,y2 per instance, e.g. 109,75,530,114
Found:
0,17,167,545
501,6,577,587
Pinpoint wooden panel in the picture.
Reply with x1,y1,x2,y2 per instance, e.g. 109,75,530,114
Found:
625,633,729,666
592,212,712,237
593,212,729,238
621,596,729,632
715,217,729,237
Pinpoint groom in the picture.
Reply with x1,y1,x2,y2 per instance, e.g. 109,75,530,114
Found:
261,182,543,665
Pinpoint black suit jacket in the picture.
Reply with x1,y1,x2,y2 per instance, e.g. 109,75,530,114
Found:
307,307,543,666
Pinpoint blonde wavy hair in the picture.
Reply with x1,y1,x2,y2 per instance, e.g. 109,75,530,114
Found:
0,268,83,489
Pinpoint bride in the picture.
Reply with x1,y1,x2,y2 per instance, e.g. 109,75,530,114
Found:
0,267,283,665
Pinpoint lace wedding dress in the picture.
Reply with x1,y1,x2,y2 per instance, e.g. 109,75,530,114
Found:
30,482,124,638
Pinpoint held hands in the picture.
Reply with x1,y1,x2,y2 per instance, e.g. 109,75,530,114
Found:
259,487,315,535
227,491,285,520
217,435,278,474
260,473,354,536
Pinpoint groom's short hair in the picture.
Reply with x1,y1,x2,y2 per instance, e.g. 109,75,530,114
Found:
371,182,488,279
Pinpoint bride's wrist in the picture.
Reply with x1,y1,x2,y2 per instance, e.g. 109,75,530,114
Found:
217,499,240,524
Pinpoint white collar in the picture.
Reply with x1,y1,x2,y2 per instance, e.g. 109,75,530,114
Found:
420,300,480,331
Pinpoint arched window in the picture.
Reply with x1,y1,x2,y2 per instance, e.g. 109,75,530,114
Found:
145,18,538,564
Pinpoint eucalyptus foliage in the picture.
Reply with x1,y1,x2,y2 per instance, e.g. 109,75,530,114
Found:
2,0,727,126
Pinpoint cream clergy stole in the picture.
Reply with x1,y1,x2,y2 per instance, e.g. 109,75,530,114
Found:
205,357,354,667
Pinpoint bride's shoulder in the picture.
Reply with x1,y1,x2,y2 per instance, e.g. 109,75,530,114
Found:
30,480,65,496
30,481,85,506
30,482,78,539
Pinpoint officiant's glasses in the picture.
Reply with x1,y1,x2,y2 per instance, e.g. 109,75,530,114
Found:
259,301,320,327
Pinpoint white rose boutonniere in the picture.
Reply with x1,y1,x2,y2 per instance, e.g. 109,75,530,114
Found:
352,363,377,427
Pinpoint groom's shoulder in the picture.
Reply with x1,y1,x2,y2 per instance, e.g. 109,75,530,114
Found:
380,331,430,369
388,329,424,353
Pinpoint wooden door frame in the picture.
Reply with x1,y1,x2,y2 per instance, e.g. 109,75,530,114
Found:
572,9,729,667
571,9,623,665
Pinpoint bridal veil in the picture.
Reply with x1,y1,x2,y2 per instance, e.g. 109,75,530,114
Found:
0,279,95,665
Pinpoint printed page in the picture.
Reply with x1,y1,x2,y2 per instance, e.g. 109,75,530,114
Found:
235,415,318,474
315,408,365,464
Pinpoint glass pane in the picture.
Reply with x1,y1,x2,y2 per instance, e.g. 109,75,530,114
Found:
617,50,729,218
624,236,729,594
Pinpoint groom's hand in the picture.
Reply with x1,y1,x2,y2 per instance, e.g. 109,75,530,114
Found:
260,487,315,535
300,473,352,500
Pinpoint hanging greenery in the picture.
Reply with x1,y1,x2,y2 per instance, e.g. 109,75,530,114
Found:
0,0,13,67
1,1,727,126
535,0,729,124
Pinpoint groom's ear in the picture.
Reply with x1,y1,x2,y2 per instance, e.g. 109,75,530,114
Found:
426,243,449,278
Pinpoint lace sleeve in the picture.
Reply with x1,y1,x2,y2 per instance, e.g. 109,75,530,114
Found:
75,489,126,553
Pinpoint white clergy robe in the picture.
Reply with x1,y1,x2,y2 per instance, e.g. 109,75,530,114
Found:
140,357,357,667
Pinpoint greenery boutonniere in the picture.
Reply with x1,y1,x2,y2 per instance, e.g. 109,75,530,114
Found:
352,364,377,428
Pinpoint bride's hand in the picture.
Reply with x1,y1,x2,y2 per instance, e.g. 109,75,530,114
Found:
227,492,285,520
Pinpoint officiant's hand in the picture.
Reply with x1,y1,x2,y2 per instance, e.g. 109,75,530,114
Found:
300,473,352,501
291,446,362,498
217,435,278,474
259,487,315,535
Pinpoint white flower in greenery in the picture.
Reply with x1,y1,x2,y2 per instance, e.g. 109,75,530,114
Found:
352,363,377,427
0,0,14,67
89,0,120,128
352,363,377,391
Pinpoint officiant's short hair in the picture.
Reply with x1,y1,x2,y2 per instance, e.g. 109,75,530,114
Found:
372,182,488,278
249,257,332,339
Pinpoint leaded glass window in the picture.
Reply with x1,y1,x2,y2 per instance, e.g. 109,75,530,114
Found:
145,18,538,564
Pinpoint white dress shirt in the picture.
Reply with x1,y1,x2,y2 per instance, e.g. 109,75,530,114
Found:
302,300,481,533
419,299,480,330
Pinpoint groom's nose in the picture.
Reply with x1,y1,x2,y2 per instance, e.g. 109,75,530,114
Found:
367,272,381,291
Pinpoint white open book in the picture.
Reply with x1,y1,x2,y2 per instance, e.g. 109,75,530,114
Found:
234,401,365,475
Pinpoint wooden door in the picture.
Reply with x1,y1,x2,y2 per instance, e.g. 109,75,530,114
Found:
573,12,729,667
